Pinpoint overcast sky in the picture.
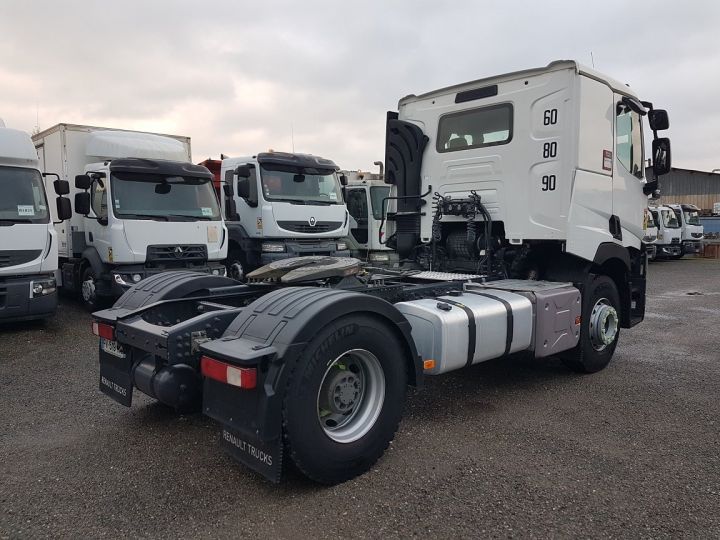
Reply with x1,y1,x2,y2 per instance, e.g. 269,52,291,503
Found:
1,0,718,172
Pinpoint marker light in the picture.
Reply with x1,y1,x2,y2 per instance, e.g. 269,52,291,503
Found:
201,356,257,389
92,321,115,340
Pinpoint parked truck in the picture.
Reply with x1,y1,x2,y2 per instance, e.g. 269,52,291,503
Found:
219,152,350,279
342,167,398,265
667,203,704,256
643,208,658,261
92,60,671,484
32,124,227,309
0,120,71,321
648,205,682,258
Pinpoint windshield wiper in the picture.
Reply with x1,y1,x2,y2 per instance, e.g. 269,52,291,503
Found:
120,214,169,221
165,214,214,221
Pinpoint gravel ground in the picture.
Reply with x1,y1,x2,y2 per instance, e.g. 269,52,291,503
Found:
1,258,719,539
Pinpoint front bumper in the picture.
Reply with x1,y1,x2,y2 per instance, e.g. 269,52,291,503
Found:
682,240,703,254
109,262,228,295
0,273,58,322
657,244,682,257
260,240,350,265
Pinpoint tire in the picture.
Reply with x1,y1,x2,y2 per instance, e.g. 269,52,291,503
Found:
283,314,408,484
561,275,621,374
79,266,107,312
226,247,247,281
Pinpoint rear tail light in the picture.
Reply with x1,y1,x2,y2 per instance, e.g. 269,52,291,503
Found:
92,321,115,340
201,355,257,389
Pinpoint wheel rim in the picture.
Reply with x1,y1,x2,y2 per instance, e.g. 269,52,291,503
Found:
589,297,618,351
81,276,96,304
317,348,385,444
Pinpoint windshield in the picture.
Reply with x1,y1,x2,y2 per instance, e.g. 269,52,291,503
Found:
259,164,343,205
0,166,49,224
370,186,391,220
110,172,221,221
661,209,679,228
683,210,700,225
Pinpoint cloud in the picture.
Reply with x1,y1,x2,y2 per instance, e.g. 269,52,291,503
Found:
1,0,719,171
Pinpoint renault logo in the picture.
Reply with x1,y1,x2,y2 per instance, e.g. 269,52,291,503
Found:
309,217,317,227
173,246,184,258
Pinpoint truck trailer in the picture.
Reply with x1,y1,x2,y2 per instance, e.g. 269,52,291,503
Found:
92,61,671,484
0,121,71,322
219,152,350,279
33,124,228,309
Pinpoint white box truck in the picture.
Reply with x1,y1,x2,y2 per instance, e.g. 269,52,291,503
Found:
667,203,703,256
648,205,682,258
33,124,228,309
0,120,71,322
91,60,672,485
219,152,350,279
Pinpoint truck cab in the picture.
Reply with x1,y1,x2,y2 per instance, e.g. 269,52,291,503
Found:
220,152,350,278
667,203,703,256
33,125,227,309
0,123,70,321
343,173,398,265
642,208,659,261
648,205,682,258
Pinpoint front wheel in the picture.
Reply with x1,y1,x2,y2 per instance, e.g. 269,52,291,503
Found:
226,248,247,281
283,315,408,484
561,275,621,373
80,266,107,311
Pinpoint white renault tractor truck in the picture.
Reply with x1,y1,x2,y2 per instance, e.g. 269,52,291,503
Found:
0,121,71,322
648,205,682,258
342,167,399,265
667,203,704,257
219,152,350,278
32,124,227,309
91,60,671,485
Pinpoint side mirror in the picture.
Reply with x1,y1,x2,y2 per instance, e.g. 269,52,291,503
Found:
75,174,92,190
223,184,234,197
53,179,70,195
237,177,250,199
649,109,669,131
56,197,72,221
225,198,237,220
339,174,348,186
652,138,672,176
235,165,251,178
74,192,91,215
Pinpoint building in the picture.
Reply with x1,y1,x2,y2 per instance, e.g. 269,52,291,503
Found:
647,166,720,214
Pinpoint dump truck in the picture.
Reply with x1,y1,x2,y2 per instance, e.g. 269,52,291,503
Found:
92,60,671,484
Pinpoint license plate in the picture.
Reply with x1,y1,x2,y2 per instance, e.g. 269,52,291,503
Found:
101,337,126,358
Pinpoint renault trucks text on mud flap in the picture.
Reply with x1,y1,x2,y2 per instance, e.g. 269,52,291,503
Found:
32,124,228,310
218,152,350,279
92,61,672,484
0,121,71,322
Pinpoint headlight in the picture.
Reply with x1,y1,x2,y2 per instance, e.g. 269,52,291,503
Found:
211,269,220,276
29,278,57,298
113,274,128,286
336,241,348,251
132,274,142,283
261,242,286,253
369,252,390,261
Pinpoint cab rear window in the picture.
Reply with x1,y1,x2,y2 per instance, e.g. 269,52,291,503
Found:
437,104,513,153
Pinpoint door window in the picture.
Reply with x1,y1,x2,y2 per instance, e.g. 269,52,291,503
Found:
616,103,644,178
91,178,108,219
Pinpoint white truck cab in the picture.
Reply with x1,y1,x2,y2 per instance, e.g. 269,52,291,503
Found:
0,122,71,321
33,124,227,309
342,170,398,265
220,152,350,278
667,203,703,256
642,208,658,260
648,205,682,258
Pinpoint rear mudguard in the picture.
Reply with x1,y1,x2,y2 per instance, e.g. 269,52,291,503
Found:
199,286,422,481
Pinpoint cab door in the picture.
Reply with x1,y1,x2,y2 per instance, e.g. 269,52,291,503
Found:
86,174,112,263
612,96,646,247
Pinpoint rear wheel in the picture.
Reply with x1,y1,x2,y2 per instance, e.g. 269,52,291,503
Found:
226,247,247,281
561,275,621,373
283,315,407,484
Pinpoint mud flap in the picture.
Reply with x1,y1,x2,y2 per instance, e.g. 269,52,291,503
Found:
220,427,283,483
99,345,134,407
